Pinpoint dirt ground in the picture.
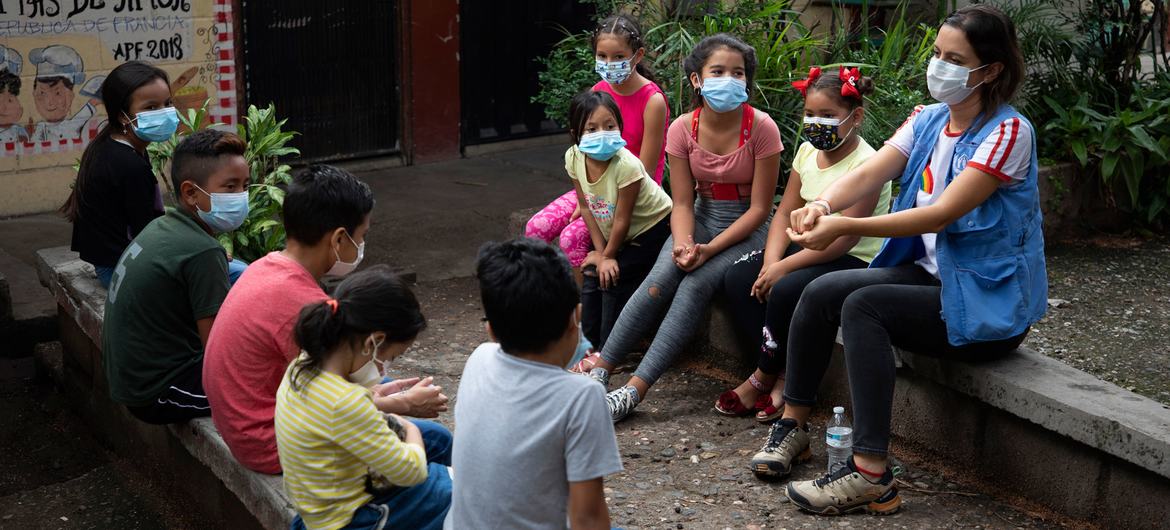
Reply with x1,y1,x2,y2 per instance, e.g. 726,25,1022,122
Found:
1026,237,1170,405
400,277,1081,530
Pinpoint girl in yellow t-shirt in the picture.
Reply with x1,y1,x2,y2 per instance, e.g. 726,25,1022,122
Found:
275,265,450,530
715,66,891,422
565,89,672,360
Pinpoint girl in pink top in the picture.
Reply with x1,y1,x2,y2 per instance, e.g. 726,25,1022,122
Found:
525,14,669,267
580,34,784,423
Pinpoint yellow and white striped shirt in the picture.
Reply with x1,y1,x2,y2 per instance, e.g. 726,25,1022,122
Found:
275,357,428,530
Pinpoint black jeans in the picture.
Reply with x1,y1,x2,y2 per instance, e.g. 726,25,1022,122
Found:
582,217,671,349
126,358,211,424
783,265,1027,457
722,243,866,375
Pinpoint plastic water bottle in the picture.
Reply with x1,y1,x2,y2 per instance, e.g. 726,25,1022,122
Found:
825,406,853,473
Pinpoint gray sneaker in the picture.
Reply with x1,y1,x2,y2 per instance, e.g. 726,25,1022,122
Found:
785,459,901,515
605,386,639,422
750,418,811,481
588,367,610,387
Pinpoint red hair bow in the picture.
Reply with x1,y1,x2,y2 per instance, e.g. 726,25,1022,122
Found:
839,66,862,99
791,67,822,97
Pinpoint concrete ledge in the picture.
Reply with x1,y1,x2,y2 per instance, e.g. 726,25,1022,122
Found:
1,248,58,357
36,246,294,530
899,347,1170,479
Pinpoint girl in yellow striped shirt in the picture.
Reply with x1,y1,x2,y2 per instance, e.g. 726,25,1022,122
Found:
275,266,451,530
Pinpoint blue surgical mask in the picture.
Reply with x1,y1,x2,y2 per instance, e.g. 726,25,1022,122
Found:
595,59,633,84
566,326,592,370
578,130,626,161
194,184,249,233
127,107,179,142
700,77,748,113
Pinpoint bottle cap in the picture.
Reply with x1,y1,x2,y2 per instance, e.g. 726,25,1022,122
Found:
833,406,845,414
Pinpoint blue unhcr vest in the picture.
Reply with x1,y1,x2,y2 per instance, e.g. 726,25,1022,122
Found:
870,103,1048,346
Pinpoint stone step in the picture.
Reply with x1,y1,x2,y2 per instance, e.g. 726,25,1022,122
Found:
0,248,57,357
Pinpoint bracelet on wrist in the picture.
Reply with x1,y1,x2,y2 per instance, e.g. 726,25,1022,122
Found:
809,199,832,215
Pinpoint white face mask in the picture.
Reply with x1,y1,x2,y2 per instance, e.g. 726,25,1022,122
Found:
348,334,386,388
926,57,988,106
325,230,365,278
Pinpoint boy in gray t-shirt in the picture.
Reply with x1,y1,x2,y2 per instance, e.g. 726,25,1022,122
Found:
447,239,622,530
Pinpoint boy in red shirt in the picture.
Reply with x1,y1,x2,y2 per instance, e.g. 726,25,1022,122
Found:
203,165,448,474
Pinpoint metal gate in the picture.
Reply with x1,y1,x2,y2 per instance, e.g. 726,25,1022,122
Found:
460,1,596,145
241,1,400,161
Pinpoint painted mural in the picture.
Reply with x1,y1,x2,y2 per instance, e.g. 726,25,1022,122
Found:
0,0,237,215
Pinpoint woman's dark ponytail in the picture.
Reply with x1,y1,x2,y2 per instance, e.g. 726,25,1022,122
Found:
289,265,426,390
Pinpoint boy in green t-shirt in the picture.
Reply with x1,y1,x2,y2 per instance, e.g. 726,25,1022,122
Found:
102,129,250,424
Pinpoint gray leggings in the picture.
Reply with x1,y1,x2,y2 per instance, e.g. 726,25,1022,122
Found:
601,199,769,385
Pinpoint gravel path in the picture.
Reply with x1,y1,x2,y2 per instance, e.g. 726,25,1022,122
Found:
402,277,1080,530
1027,237,1170,405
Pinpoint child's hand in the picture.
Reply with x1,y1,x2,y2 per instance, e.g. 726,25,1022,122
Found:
678,243,708,272
582,250,603,270
673,235,697,270
400,377,449,418
598,258,620,290
751,262,786,302
790,204,826,235
787,216,843,251
570,204,583,222
372,377,421,396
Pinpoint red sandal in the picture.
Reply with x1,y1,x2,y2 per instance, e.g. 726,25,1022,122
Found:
714,389,754,416
755,396,784,423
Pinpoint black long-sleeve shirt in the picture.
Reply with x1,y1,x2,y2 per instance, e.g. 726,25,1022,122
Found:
70,138,165,267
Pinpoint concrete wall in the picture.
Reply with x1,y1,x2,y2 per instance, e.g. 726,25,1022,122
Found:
0,0,239,216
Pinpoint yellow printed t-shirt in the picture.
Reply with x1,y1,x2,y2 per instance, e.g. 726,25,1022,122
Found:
790,138,891,263
275,356,428,530
566,146,672,243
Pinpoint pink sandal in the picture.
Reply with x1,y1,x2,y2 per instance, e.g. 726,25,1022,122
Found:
569,351,601,374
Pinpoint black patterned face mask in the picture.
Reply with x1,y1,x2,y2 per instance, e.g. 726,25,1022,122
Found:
801,109,857,151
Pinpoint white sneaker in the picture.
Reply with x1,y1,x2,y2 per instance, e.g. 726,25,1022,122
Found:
588,367,610,387
605,386,639,422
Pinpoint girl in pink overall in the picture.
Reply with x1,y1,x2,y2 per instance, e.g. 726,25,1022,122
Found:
525,14,669,267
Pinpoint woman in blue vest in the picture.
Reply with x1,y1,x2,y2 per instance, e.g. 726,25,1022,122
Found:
746,5,1047,516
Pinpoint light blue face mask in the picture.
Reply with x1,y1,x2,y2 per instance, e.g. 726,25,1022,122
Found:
128,107,179,142
566,326,592,370
578,130,626,161
194,184,249,233
700,76,748,113
595,59,633,84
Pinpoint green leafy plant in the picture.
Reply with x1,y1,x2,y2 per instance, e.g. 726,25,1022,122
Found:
1000,0,1170,226
532,30,598,126
147,101,301,260
1044,83,1170,225
822,2,936,145
533,0,934,181
224,104,300,262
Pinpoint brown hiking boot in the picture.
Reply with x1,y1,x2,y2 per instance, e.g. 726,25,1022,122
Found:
785,459,901,515
750,418,811,481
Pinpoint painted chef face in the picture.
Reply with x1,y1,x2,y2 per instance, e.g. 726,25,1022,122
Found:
34,78,75,123
0,89,21,127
